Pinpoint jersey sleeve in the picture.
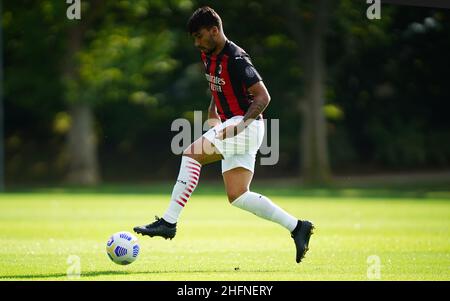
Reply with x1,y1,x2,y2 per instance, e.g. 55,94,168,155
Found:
231,55,263,89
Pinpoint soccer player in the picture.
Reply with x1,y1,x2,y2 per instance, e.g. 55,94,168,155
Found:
134,6,314,263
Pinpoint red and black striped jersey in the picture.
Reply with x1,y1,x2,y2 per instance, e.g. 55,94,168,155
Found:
201,40,263,121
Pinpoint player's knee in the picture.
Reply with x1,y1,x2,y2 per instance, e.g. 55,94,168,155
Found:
182,148,196,160
182,146,192,157
181,150,190,158
227,189,248,203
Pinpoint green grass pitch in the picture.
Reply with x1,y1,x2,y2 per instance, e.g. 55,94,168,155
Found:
0,183,449,280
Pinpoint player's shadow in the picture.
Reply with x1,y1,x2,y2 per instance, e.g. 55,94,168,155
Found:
0,269,276,280
0,271,132,279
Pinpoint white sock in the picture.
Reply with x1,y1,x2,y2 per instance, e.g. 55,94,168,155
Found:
231,191,298,232
162,156,201,224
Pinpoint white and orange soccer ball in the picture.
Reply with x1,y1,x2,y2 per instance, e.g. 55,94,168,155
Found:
106,231,140,265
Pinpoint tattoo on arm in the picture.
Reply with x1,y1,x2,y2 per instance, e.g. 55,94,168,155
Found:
241,82,270,127
242,98,268,126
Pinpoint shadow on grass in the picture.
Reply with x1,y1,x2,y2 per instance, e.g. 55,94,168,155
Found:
0,269,281,280
3,177,450,199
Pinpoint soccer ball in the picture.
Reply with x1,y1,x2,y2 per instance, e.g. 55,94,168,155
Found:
106,231,140,265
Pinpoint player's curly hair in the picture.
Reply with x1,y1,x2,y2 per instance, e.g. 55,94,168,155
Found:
187,6,223,34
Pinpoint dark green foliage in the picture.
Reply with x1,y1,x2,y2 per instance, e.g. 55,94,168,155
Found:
3,1,450,183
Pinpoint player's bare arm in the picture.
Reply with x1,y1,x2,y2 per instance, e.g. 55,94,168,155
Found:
242,81,271,125
216,81,270,140
207,95,221,128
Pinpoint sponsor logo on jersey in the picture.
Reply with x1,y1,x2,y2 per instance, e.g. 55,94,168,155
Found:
205,73,225,92
205,74,226,86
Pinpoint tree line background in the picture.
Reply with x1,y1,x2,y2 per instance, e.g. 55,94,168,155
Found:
2,0,450,187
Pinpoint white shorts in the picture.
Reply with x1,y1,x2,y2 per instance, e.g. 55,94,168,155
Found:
203,116,265,174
